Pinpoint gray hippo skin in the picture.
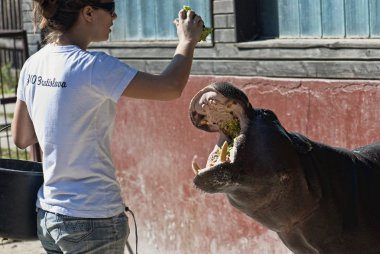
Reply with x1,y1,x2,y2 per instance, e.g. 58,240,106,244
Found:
189,81,380,254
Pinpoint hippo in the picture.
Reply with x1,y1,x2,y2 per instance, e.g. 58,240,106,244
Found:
189,81,380,254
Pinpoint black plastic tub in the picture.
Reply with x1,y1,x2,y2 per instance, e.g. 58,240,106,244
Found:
0,159,43,240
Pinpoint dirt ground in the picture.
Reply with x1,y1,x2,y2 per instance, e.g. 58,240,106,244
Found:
0,239,45,254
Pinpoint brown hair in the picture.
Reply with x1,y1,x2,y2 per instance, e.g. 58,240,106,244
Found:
33,0,101,43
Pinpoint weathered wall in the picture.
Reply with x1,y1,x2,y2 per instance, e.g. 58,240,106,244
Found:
112,76,380,254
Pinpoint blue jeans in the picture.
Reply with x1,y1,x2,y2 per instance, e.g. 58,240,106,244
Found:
37,209,129,254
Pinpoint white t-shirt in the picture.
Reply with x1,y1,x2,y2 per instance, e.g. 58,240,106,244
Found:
17,44,137,218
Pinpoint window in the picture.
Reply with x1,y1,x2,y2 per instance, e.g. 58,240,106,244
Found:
110,0,212,41
236,0,380,42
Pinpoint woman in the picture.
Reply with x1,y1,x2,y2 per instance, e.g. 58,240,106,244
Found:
11,0,203,253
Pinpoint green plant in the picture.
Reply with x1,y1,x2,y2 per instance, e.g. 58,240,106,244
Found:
0,63,17,94
0,147,30,160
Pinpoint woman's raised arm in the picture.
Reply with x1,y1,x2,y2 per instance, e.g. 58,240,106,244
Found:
122,9,203,100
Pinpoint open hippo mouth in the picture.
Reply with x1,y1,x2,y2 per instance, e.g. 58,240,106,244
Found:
189,82,251,192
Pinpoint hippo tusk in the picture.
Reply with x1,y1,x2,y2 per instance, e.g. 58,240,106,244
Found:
220,141,228,162
192,157,201,175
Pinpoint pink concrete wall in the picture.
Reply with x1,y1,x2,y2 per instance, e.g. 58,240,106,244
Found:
112,76,380,254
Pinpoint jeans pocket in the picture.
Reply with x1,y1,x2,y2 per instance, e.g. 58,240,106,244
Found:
58,217,94,243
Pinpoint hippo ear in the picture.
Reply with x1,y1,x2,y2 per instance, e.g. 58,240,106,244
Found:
289,133,313,154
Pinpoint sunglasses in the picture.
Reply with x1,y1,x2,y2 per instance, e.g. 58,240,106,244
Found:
90,2,115,16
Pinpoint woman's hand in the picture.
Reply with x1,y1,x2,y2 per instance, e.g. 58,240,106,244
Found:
174,9,204,47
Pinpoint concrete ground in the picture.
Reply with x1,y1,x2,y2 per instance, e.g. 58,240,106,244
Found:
0,238,134,253
0,239,45,254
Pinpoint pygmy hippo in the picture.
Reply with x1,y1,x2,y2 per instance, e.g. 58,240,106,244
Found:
189,81,380,254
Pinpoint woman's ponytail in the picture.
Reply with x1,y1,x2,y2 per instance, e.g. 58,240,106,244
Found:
32,0,99,43
35,0,61,19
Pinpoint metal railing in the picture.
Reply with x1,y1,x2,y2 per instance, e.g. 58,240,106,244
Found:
0,0,22,30
0,30,30,160
0,1,42,161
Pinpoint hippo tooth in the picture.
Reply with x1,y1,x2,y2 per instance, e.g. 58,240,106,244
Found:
192,159,201,175
200,119,208,125
220,141,228,162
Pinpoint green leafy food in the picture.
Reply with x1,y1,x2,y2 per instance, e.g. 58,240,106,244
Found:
199,27,213,42
183,5,192,12
182,5,213,42
227,144,234,154
215,119,241,158
218,119,241,140
216,138,237,159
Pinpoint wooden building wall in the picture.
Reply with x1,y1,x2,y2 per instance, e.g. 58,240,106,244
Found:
22,0,380,80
